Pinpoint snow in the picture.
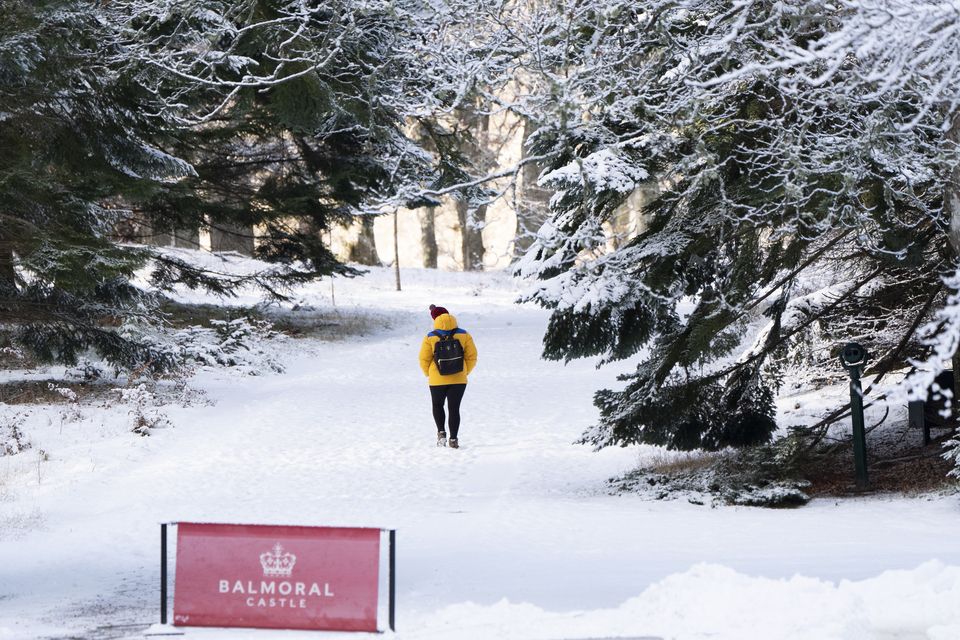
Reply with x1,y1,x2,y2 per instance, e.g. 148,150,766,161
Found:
902,268,960,407
412,561,960,640
2,262,960,639
540,148,649,195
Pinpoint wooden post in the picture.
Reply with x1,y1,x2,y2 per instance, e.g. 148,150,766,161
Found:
394,210,401,292
327,229,336,307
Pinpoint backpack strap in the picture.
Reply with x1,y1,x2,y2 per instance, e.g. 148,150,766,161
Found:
428,328,466,338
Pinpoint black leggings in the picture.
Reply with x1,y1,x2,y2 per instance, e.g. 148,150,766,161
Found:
430,384,466,438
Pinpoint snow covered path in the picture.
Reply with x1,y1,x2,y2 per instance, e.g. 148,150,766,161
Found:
2,267,960,640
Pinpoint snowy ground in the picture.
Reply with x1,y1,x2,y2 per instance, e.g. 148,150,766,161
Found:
2,261,960,640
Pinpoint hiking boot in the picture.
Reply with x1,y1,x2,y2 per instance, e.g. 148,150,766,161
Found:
437,431,447,447
449,438,459,449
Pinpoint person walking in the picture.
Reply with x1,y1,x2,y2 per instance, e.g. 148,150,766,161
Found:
419,304,478,448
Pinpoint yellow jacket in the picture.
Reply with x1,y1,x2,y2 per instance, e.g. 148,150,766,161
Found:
419,313,477,386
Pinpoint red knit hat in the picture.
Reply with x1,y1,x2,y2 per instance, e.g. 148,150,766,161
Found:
429,304,449,319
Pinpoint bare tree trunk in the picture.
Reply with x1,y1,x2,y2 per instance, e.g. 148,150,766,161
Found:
515,116,552,257
458,100,491,271
348,216,381,266
948,114,960,257
458,198,487,271
419,206,438,269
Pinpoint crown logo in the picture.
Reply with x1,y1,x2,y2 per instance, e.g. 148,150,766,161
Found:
260,543,296,578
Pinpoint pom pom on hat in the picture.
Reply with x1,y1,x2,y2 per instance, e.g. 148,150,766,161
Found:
429,304,449,319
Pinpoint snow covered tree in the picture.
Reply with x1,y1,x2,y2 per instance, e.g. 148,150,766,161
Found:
0,1,188,370
511,0,952,450
1,0,477,370
111,0,456,283
716,0,960,405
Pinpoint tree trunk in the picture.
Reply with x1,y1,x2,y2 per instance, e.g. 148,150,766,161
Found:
419,206,438,269
348,215,381,266
458,198,487,271
944,113,960,413
0,230,17,322
458,100,490,271
515,116,552,257
0,244,16,290
948,113,960,257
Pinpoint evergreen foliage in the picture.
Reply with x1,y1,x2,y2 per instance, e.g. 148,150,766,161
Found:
0,1,181,371
0,0,464,371
115,0,441,283
509,1,952,450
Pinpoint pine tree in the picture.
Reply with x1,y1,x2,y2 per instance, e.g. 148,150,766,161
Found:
0,1,187,370
510,0,949,450
114,0,447,286
1,0,471,371
721,0,960,403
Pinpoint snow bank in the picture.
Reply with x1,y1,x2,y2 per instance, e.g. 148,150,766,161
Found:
414,561,960,640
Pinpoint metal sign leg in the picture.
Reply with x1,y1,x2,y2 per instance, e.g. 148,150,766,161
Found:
389,529,396,632
161,523,168,625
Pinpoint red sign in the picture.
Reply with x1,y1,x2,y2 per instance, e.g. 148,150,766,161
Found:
173,523,381,632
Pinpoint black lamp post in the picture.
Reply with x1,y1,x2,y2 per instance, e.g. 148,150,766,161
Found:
839,342,869,490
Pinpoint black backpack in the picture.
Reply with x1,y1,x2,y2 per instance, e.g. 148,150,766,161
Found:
433,333,465,375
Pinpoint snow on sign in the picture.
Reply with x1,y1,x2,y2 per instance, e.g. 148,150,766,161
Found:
171,522,384,632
